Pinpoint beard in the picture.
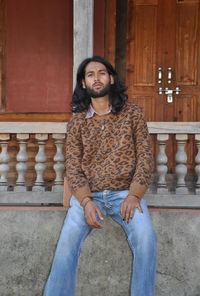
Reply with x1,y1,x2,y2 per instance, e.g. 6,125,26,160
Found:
85,81,111,98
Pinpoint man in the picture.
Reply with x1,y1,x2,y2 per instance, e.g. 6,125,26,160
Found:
43,56,157,296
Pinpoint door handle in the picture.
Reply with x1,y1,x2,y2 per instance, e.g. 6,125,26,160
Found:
158,67,162,84
168,67,172,83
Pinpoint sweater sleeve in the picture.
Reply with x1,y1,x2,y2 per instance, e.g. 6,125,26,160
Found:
128,108,154,199
65,117,93,204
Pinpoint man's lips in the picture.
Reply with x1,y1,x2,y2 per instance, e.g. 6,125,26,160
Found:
93,83,103,89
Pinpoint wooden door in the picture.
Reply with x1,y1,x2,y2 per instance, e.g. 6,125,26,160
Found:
126,0,200,172
127,0,200,121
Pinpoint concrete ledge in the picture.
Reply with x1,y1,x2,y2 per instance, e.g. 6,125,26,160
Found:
0,192,63,206
144,193,200,209
0,210,200,296
0,192,200,209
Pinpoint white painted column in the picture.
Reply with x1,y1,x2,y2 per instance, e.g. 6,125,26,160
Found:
32,134,48,192
73,0,94,88
0,134,10,191
156,134,169,193
175,134,188,194
52,133,66,192
14,133,29,192
195,134,200,194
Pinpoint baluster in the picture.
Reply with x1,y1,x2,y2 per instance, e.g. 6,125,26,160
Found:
195,134,200,194
52,133,65,192
14,134,29,192
32,134,48,192
175,134,188,193
156,134,169,193
0,134,10,191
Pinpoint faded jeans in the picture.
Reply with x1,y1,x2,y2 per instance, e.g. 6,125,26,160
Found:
43,190,157,296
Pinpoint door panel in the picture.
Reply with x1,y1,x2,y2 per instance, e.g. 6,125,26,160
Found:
176,3,199,85
174,96,197,121
130,96,155,121
134,5,157,86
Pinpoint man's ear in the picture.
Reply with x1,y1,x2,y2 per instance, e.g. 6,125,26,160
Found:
110,75,114,85
82,80,86,89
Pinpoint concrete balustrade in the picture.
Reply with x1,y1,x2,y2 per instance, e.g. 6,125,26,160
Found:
0,122,200,208
0,122,66,196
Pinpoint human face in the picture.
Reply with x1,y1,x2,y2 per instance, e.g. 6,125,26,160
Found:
82,62,114,98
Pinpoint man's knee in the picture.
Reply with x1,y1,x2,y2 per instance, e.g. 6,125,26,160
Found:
128,224,157,253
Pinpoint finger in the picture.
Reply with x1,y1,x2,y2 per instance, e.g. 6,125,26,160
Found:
125,207,131,223
137,203,143,214
94,221,103,229
86,215,102,229
84,210,95,227
91,211,103,229
129,208,135,221
95,206,104,221
125,213,129,224
93,219,103,228
120,202,126,220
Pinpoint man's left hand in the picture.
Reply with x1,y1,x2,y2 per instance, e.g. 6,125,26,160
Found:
120,195,143,224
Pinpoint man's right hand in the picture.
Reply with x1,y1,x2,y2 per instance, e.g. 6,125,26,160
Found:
84,201,104,229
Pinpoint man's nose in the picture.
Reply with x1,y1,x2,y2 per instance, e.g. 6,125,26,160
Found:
94,73,100,81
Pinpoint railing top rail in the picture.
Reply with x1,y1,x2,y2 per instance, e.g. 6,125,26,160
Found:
0,121,200,134
0,122,68,134
147,122,200,134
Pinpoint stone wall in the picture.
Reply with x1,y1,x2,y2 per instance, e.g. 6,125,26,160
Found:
0,210,200,296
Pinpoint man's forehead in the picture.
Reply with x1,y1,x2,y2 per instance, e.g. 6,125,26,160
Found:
85,62,107,73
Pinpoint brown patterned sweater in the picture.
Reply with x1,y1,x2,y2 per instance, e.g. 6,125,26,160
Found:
65,102,154,203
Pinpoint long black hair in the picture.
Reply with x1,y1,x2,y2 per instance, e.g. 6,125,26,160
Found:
72,56,128,114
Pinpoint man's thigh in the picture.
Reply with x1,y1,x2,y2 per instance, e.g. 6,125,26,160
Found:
60,196,92,246
108,195,156,247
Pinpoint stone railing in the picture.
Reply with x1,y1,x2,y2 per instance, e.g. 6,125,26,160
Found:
0,122,67,192
148,122,200,193
146,122,200,208
0,122,67,206
0,121,200,208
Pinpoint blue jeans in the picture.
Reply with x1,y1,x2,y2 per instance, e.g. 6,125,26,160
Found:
43,190,157,296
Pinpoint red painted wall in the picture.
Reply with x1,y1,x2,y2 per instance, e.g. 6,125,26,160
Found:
6,0,73,112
